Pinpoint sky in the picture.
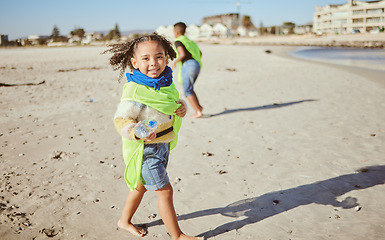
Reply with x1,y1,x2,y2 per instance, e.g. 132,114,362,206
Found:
0,0,372,40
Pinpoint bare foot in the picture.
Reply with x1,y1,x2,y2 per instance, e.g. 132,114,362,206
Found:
176,233,205,240
191,106,203,119
191,111,203,119
117,219,147,237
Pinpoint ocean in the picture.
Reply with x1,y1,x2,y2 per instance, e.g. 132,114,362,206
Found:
289,47,385,72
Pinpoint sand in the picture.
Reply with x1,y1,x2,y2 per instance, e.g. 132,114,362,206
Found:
1,42,385,240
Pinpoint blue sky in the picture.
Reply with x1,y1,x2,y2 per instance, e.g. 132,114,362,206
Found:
0,0,367,40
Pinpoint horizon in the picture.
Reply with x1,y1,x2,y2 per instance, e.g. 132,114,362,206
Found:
0,0,376,40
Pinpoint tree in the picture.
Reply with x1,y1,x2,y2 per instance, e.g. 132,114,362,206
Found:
51,25,60,38
114,23,121,38
38,38,48,45
51,25,67,42
104,23,121,41
70,27,85,39
270,26,276,35
282,22,296,35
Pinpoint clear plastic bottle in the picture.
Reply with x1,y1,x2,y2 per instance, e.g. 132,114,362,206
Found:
134,119,158,139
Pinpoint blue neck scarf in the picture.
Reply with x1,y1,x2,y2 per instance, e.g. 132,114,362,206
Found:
126,66,173,91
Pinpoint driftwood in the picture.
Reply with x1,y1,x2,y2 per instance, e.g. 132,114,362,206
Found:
0,80,45,87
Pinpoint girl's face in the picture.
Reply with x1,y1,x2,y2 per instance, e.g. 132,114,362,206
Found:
131,40,168,78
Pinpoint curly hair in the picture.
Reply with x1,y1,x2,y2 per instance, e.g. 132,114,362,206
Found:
103,33,176,81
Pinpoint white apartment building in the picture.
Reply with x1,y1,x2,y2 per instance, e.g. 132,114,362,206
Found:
313,0,385,34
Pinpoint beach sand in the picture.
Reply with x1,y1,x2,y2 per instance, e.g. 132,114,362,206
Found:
1,43,384,240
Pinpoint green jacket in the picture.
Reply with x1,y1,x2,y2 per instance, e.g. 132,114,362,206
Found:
175,35,202,85
120,81,182,190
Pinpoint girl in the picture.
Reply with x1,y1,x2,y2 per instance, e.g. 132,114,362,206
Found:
104,33,204,240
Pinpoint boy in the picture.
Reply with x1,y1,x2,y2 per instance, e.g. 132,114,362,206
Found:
172,22,204,118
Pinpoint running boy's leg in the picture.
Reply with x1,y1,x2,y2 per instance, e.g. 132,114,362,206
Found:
118,181,147,237
186,93,203,119
156,183,204,240
182,60,203,118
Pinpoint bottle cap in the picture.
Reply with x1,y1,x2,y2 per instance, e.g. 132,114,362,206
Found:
148,120,157,128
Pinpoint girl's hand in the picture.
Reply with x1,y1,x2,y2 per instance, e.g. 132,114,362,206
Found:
142,131,156,142
175,101,187,117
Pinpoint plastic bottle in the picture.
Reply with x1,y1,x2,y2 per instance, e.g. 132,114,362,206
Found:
134,119,158,139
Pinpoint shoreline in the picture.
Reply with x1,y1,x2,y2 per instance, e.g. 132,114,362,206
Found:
272,45,385,88
213,44,385,89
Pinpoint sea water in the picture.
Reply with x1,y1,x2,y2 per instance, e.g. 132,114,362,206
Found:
290,47,385,72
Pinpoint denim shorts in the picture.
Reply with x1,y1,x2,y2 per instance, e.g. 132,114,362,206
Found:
182,59,201,97
141,143,170,190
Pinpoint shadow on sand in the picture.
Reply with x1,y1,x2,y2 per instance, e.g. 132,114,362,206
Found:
205,99,317,118
0,80,45,87
145,165,385,239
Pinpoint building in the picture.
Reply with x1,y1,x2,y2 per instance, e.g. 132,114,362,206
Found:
294,24,314,35
156,25,174,40
155,13,257,39
27,35,50,45
186,24,200,40
199,23,214,38
202,13,240,31
212,23,231,38
0,34,8,46
313,0,385,34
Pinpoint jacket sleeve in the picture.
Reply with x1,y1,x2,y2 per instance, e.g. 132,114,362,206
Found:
113,100,143,140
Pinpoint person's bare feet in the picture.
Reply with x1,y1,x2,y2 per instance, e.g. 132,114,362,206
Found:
191,106,203,119
175,233,205,240
118,219,147,237
191,111,203,119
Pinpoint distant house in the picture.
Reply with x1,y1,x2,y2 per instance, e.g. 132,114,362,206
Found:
156,25,174,40
199,23,214,38
237,26,247,37
68,35,82,44
212,23,231,38
186,24,200,40
81,33,92,45
27,35,50,45
237,26,259,37
294,23,313,35
81,32,104,45
93,33,104,40
280,23,296,35
0,34,8,46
